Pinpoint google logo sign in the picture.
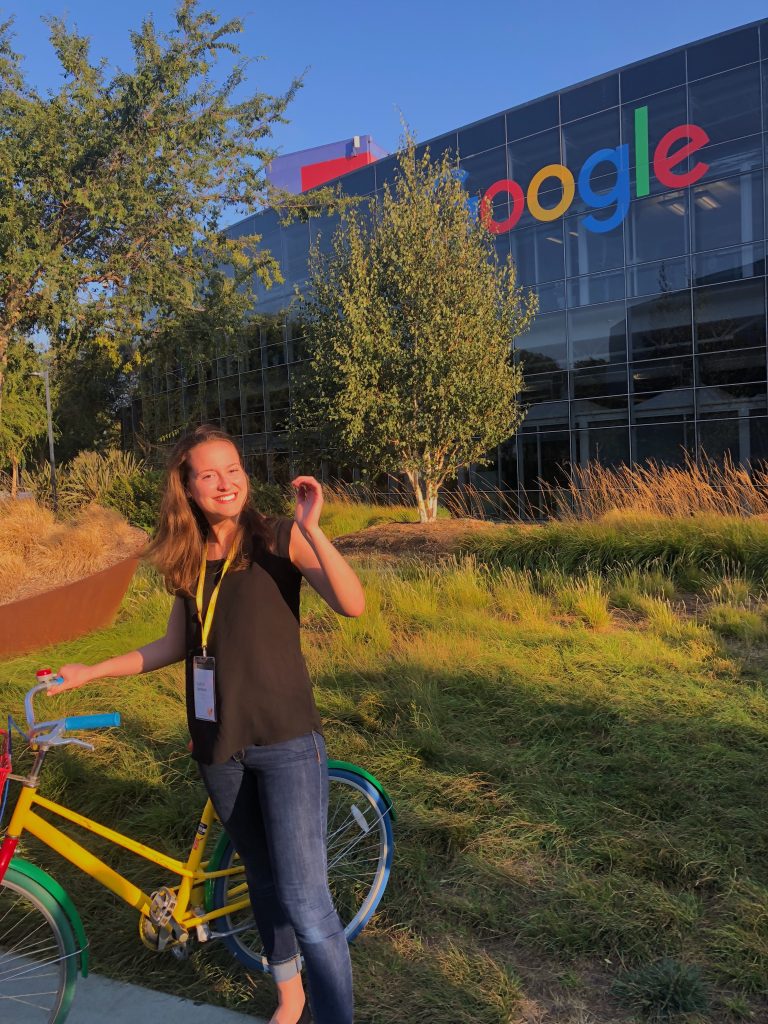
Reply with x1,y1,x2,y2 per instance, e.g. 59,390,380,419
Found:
479,106,710,236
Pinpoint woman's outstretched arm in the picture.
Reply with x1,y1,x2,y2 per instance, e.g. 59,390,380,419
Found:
50,595,188,693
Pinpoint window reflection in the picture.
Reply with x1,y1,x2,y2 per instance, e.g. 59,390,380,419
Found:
631,388,694,423
692,174,764,253
515,310,567,369
688,64,762,146
628,290,693,360
510,221,565,284
631,357,693,393
694,279,767,352
696,383,767,419
571,362,628,398
566,217,624,277
697,347,767,388
562,108,620,170
507,129,562,187
520,431,572,487
693,244,765,286
626,257,691,297
569,300,627,366
567,269,625,308
632,421,695,465
625,191,689,265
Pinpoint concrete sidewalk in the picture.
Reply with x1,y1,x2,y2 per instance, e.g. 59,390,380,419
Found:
68,971,268,1023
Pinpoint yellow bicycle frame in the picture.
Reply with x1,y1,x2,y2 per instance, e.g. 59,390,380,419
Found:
3,772,248,932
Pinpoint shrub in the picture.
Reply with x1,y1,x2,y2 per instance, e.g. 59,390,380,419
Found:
612,958,710,1020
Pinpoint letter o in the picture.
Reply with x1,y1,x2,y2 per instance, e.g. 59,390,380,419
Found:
480,179,525,234
527,164,576,222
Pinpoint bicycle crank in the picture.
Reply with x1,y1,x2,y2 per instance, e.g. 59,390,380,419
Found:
139,886,190,957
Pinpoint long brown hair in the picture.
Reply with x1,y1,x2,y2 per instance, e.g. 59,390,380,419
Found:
145,424,274,596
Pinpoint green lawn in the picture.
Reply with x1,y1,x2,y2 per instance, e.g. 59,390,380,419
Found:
1,522,767,1023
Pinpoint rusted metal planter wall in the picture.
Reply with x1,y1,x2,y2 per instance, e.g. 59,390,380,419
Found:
0,556,140,658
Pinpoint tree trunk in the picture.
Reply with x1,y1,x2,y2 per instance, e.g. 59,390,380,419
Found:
10,457,19,499
404,469,441,523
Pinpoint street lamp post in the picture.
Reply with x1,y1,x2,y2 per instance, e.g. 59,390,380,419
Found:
32,369,57,513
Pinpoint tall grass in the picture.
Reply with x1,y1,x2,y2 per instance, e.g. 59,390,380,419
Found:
0,500,146,603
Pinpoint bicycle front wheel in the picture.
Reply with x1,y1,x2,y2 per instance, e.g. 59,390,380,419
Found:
209,764,394,972
0,867,79,1023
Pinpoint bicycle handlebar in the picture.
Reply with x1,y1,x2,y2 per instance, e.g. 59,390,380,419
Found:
20,671,122,745
63,713,122,731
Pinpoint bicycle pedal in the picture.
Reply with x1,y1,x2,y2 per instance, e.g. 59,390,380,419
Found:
149,885,177,928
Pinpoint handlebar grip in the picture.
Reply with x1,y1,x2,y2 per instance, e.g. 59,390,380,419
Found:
63,713,121,731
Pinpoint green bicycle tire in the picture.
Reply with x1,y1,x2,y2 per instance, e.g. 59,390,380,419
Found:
0,866,79,1023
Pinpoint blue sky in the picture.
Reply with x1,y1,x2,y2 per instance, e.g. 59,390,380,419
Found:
3,0,767,157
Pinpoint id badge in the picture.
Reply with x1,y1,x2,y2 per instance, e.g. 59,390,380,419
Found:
192,655,217,722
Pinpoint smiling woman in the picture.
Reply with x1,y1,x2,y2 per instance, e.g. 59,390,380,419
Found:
47,424,365,1024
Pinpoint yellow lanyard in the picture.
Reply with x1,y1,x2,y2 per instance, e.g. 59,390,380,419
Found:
195,545,235,656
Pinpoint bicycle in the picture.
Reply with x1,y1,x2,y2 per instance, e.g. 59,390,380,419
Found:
0,669,395,1023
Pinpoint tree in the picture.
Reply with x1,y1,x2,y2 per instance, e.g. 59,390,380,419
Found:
292,135,537,522
0,0,340,412
0,339,47,497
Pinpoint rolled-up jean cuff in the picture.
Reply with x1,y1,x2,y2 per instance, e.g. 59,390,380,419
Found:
268,952,302,982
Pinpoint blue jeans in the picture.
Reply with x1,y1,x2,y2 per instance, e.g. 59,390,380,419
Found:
198,730,354,1024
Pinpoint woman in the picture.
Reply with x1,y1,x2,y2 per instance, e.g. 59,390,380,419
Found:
50,424,365,1024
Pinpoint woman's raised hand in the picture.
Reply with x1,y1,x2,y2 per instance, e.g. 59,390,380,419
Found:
49,664,94,695
291,476,323,533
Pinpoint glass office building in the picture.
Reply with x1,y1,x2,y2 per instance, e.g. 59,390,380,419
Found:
125,19,768,510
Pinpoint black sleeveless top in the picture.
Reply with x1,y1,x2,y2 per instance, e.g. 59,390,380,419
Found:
182,516,324,765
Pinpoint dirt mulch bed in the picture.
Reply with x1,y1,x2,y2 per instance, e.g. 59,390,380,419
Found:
332,517,516,560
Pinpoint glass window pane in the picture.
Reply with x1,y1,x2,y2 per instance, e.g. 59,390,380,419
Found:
689,65,762,147
282,222,310,281
620,52,685,103
696,134,763,180
460,147,507,198
507,128,562,187
520,431,572,487
698,418,744,463
520,401,569,432
628,290,693,360
571,362,628,398
575,425,630,467
571,394,629,427
692,173,765,253
693,243,765,286
567,269,625,308
697,383,767,418
694,279,767,352
515,310,567,370
560,75,618,122
633,421,695,464
499,439,519,489
687,26,759,81
697,347,767,387
625,191,689,265
510,220,565,284
632,388,694,423
631,357,693,393
749,416,768,464
626,256,691,297
621,88,687,198
506,96,559,142
533,280,567,313
219,375,242,418
568,300,627,366
562,108,620,169
459,115,505,158
522,370,568,402
566,217,624,276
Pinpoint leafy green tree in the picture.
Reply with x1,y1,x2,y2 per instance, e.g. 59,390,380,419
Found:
292,136,537,522
0,339,47,496
0,0,339,412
